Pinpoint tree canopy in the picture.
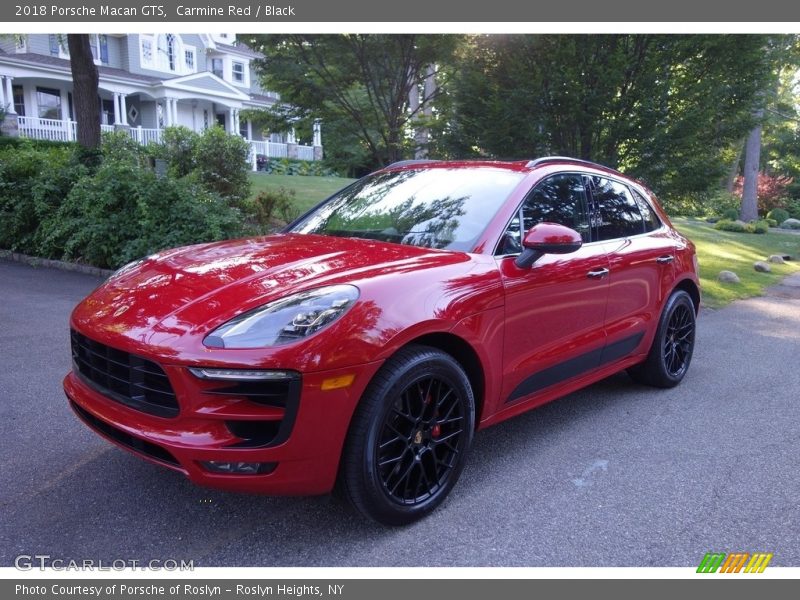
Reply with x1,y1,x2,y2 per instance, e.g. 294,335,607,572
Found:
244,34,800,214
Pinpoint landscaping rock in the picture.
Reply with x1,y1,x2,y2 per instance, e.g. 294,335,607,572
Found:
768,255,785,264
718,270,740,283
754,261,772,273
780,218,800,229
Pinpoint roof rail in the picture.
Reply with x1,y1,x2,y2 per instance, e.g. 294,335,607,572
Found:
386,159,440,168
525,156,613,170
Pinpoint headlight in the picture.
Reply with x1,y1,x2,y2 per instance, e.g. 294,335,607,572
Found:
204,285,359,349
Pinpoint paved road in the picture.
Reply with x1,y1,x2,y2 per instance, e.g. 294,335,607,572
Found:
1,259,799,567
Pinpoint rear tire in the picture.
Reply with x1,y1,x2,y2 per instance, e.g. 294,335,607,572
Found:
628,290,696,388
339,345,475,526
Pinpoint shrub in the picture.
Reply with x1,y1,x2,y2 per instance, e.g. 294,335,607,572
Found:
193,126,251,206
39,160,244,269
781,218,800,230
262,157,339,177
766,218,778,228
767,208,790,224
786,199,800,220
244,188,299,233
0,142,77,253
706,190,740,219
732,173,792,214
101,129,147,167
721,207,739,221
714,219,748,233
155,126,199,177
751,220,770,234
0,137,77,151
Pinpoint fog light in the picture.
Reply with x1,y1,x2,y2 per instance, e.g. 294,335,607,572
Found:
200,461,277,475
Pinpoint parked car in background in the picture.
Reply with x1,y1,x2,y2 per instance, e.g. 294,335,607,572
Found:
65,157,700,525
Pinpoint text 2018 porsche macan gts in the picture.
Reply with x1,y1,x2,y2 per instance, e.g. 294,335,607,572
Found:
65,157,699,524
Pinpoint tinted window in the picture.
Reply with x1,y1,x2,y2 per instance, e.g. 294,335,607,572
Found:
588,177,644,240
290,168,525,251
631,188,661,232
498,174,590,254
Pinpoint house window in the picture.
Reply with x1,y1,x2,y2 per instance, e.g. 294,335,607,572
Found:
211,58,223,79
49,35,59,56
184,48,195,73
12,85,25,116
141,37,154,67
165,34,177,71
239,119,249,138
232,61,245,84
36,87,62,120
99,35,109,64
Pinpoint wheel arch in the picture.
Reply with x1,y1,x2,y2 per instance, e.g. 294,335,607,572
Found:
401,332,486,429
673,278,701,314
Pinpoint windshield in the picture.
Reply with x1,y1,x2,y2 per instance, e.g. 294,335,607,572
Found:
288,168,525,252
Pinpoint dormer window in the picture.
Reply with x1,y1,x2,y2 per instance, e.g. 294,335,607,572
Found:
232,61,245,84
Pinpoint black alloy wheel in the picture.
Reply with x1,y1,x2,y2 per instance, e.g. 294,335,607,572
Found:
628,289,696,388
339,345,475,525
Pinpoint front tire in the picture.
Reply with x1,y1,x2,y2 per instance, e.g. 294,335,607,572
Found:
339,345,475,526
628,289,696,388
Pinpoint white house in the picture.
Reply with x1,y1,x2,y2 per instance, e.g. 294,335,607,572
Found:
0,34,322,167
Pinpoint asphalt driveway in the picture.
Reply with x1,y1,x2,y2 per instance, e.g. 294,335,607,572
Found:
1,259,798,567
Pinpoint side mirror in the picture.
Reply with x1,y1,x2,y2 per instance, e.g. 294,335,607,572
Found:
514,223,583,269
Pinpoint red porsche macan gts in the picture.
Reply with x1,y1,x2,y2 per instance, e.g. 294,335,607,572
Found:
65,157,699,525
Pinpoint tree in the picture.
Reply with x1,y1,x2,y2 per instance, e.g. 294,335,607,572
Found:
740,110,764,221
242,35,459,174
446,35,779,203
67,34,101,153
739,37,800,220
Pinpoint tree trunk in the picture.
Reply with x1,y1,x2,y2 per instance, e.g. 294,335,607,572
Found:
740,111,763,222
725,141,744,193
67,34,100,150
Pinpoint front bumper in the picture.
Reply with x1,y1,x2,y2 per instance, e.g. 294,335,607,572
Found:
63,357,384,495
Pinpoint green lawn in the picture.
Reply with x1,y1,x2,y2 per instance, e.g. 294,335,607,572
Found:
673,218,800,309
249,173,357,215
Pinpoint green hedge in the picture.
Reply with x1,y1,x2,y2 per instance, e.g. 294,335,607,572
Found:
0,135,251,269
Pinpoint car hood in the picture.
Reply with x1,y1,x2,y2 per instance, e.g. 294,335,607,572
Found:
70,233,473,351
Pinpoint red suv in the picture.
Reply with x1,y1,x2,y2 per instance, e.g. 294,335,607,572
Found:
65,157,699,525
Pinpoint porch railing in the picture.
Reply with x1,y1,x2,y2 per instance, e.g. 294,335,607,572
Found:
297,145,315,161
17,116,76,142
129,127,163,145
17,119,319,170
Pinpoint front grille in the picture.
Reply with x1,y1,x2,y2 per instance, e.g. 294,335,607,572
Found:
70,400,180,468
70,330,179,418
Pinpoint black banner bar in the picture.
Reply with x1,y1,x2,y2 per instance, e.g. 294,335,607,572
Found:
4,579,798,600
3,0,800,23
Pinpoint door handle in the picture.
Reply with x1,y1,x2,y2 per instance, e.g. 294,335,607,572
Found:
587,268,609,279
656,255,675,264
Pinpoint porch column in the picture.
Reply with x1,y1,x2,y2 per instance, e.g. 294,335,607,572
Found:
112,92,121,125
120,94,129,126
0,77,6,111
3,76,16,114
287,128,297,144
313,120,321,146
164,98,173,126
234,109,241,135
172,99,179,126
228,107,235,133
